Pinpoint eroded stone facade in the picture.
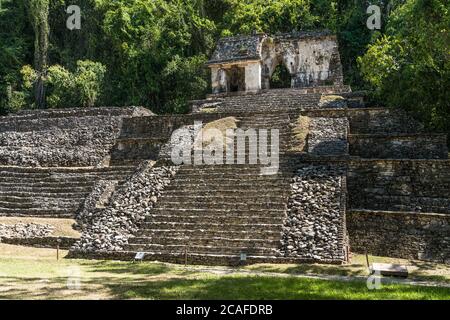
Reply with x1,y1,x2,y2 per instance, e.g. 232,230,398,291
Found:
207,31,343,94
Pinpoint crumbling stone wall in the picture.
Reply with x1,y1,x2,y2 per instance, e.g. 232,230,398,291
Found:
0,223,54,238
208,31,344,93
270,33,344,88
348,108,424,134
347,210,450,264
348,134,448,159
348,160,450,214
307,117,348,156
71,162,178,253
0,107,152,167
281,164,347,263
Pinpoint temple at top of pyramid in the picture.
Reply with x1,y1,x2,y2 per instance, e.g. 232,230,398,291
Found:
206,31,344,94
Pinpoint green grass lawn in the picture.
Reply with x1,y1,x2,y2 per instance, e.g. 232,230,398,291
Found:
0,244,449,300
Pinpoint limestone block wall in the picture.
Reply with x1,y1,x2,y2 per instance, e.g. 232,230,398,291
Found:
245,62,262,92
348,134,448,159
348,108,424,134
347,210,450,263
261,33,344,88
0,107,151,167
110,113,234,165
348,160,450,214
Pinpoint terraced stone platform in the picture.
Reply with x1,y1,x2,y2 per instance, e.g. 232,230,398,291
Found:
0,166,135,218
0,89,448,265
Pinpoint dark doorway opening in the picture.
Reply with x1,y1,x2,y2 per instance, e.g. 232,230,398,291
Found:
269,64,291,89
228,66,245,92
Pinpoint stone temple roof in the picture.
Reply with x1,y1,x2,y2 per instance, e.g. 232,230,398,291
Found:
206,30,335,66
206,34,267,65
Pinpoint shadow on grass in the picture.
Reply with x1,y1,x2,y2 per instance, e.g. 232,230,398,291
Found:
104,275,450,300
1,272,449,300
75,259,174,276
0,276,103,300
246,263,367,277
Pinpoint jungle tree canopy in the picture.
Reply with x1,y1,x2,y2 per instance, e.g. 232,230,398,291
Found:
0,0,448,136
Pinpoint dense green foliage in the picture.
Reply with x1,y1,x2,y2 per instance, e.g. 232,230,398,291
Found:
358,0,449,133
0,0,448,133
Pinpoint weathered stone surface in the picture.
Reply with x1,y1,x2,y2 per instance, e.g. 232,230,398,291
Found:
348,133,448,159
208,31,344,93
281,164,346,262
308,117,348,156
0,107,153,167
0,223,54,238
71,162,178,253
348,159,450,214
0,236,76,249
348,210,450,263
0,39,447,266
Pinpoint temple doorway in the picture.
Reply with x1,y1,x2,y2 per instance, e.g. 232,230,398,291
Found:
227,66,245,92
269,63,292,89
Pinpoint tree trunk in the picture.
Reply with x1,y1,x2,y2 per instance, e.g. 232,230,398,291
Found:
28,0,49,109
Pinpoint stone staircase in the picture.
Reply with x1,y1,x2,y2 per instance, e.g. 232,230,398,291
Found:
125,164,292,264
0,166,135,218
121,111,300,264
191,87,352,113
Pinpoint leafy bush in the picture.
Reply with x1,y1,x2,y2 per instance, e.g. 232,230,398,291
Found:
20,60,106,109
358,0,450,134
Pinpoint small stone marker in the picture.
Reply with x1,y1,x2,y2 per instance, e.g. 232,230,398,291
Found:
370,263,408,278
134,252,145,261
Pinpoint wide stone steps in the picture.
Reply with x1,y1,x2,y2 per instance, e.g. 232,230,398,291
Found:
149,207,285,216
169,178,290,186
141,221,283,233
136,228,282,240
126,156,289,261
0,195,85,203
0,207,74,217
156,195,286,203
0,191,89,198
147,214,284,224
0,185,93,193
0,181,97,187
155,201,285,210
0,165,136,217
125,243,280,256
0,166,135,174
139,230,281,240
0,173,129,180
0,200,80,209
163,184,287,192
159,190,288,198
129,235,281,248
176,165,285,173
171,176,291,183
